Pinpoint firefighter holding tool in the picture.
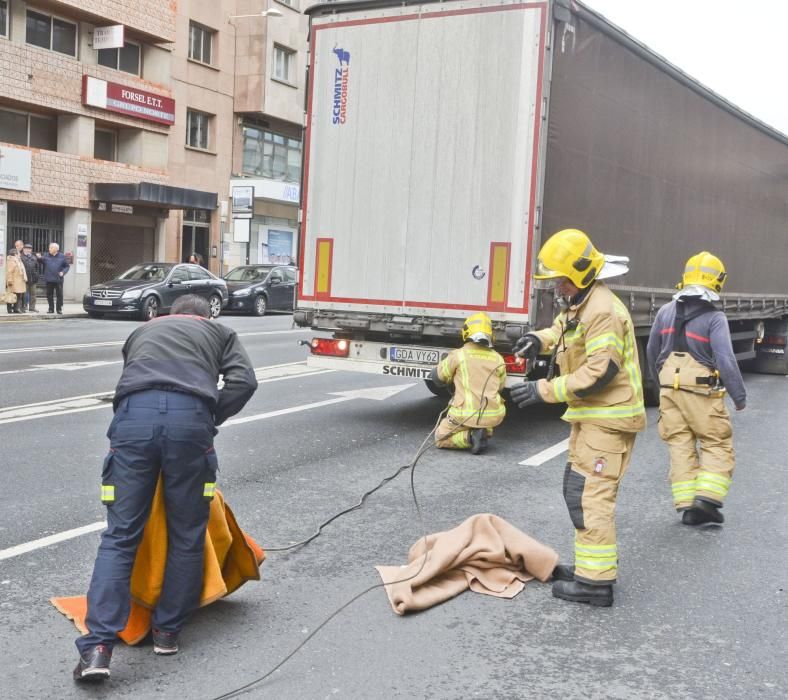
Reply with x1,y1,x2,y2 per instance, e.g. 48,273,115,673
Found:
430,312,507,455
646,252,745,526
511,229,645,606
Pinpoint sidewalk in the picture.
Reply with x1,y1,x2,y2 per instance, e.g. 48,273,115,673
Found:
0,302,86,323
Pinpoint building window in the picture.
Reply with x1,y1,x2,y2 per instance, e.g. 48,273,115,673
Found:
186,109,211,150
273,45,296,84
0,108,57,150
97,42,141,75
26,10,78,56
242,125,302,183
0,1,9,38
188,22,213,65
94,129,117,161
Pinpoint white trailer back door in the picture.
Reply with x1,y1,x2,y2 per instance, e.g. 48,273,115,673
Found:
300,0,548,321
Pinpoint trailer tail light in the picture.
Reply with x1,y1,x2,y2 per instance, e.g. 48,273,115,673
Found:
763,335,787,346
310,338,350,357
503,353,526,375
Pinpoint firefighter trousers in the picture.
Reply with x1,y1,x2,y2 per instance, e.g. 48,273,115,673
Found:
563,422,636,585
435,416,495,450
658,389,734,509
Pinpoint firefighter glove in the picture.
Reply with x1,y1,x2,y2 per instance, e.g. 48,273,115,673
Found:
513,334,541,363
510,380,544,408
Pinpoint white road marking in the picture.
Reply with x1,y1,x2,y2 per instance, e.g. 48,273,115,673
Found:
0,381,417,560
0,360,122,376
0,521,107,562
0,329,308,355
519,437,570,466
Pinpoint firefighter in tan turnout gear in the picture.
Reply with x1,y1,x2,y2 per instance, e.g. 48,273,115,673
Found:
511,229,645,607
646,252,745,526
430,312,507,455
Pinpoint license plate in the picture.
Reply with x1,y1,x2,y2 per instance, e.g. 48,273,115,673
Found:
94,299,113,306
389,346,439,365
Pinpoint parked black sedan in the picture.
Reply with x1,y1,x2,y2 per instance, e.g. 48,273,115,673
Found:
83,262,228,320
224,265,297,316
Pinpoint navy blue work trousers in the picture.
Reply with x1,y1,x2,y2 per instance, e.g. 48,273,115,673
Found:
76,390,218,654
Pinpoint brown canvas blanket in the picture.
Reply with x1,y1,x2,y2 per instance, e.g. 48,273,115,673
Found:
51,478,265,644
375,513,558,615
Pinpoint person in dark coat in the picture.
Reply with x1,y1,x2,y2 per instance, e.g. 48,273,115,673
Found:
38,242,70,313
20,243,40,312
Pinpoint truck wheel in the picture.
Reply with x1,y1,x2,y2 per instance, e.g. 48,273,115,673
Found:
141,296,159,321
253,295,267,316
424,378,453,399
208,294,222,318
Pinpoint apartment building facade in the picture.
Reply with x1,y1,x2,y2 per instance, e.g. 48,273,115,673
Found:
0,0,307,299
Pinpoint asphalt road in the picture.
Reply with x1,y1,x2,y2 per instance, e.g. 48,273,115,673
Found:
0,313,785,699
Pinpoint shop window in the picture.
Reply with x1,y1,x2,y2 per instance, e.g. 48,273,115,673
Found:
94,129,117,161
188,22,213,65
242,125,302,183
98,42,141,76
186,109,211,150
0,108,57,151
273,45,296,84
0,1,8,38
26,10,77,57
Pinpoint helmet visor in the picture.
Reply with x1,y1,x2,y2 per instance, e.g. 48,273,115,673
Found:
533,259,567,289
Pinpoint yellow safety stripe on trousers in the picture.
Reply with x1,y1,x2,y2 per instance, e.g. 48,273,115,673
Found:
574,542,617,569
100,485,115,503
553,375,569,402
451,431,470,449
671,479,697,502
203,482,216,499
585,331,624,356
449,404,506,418
696,471,731,497
564,401,645,419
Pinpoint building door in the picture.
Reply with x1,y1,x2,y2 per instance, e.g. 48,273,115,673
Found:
91,222,155,284
7,203,65,290
182,209,210,264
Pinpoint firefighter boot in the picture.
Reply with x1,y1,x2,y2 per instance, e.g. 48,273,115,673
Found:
552,579,613,607
692,498,724,524
551,564,575,581
470,429,488,455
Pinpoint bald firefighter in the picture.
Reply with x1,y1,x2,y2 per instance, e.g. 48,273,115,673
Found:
430,312,507,455
511,229,645,606
646,252,745,526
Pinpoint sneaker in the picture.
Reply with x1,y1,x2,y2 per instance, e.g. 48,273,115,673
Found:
73,644,111,682
552,579,613,607
152,628,179,655
469,428,488,455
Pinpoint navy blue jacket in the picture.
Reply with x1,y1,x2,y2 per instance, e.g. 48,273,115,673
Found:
41,252,69,283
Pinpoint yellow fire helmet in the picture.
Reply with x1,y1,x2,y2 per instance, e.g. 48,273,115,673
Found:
534,228,605,289
679,251,727,293
461,312,494,346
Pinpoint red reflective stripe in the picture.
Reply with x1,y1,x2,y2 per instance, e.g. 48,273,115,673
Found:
660,328,675,335
686,330,710,343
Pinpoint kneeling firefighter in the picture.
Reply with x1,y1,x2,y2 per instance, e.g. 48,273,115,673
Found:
430,312,507,455
510,229,645,606
646,252,745,526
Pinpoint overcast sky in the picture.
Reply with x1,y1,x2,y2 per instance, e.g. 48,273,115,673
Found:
584,0,788,135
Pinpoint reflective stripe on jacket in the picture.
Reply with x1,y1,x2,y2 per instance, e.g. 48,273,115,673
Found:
436,342,506,427
532,282,646,432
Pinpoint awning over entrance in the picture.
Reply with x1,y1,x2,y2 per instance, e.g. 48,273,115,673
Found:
89,182,217,211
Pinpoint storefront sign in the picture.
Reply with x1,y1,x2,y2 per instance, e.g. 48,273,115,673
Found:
0,146,32,192
93,25,125,50
95,202,134,215
233,218,251,243
232,186,254,217
230,178,300,205
82,76,175,126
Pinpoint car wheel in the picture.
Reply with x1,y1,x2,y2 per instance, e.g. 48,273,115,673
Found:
87,311,104,319
141,296,159,321
424,378,453,399
208,294,222,319
253,295,267,317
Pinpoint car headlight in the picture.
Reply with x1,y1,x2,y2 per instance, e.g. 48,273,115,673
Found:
122,289,142,300
233,288,252,297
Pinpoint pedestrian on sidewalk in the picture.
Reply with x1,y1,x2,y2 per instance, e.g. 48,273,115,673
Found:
39,242,69,314
188,252,205,268
20,243,40,312
4,248,27,314
646,252,745,526
73,294,258,683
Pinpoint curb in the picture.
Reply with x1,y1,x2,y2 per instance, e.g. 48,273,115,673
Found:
0,312,88,324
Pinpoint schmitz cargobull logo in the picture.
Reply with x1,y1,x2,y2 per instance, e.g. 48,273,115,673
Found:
331,45,350,125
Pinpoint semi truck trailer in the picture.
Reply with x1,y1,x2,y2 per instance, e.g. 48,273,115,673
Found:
295,0,788,398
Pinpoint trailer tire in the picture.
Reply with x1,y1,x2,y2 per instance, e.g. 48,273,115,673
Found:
424,379,453,399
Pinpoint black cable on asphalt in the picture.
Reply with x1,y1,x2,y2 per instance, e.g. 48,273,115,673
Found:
210,362,510,699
